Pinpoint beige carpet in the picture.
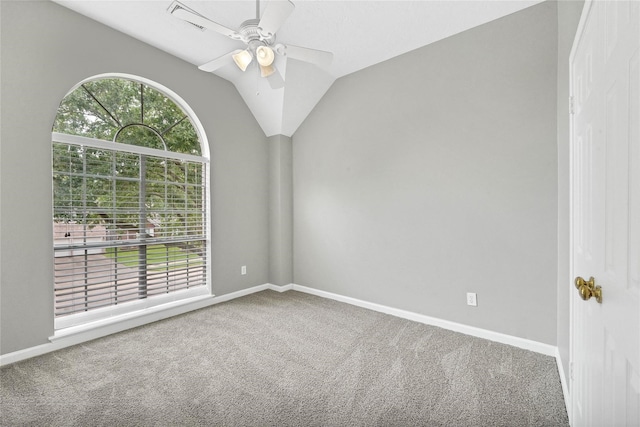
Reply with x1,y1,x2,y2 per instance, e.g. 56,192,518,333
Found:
1,290,568,426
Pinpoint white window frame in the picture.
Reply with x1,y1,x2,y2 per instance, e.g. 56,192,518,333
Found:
51,74,212,331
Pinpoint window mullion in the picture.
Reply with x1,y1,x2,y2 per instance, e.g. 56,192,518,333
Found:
112,151,118,303
82,148,89,312
138,154,148,299
184,162,189,289
165,160,170,293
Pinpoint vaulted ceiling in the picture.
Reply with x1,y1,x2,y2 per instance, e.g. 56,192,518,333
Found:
52,0,543,137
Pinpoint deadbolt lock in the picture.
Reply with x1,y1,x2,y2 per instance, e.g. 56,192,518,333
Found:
574,276,603,303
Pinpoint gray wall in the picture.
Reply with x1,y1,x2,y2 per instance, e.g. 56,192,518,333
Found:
556,0,584,387
0,1,269,355
268,135,294,286
293,2,559,344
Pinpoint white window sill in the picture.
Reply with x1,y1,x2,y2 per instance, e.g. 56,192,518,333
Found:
50,294,215,343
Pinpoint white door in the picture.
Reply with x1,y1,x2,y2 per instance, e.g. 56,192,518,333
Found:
570,1,639,426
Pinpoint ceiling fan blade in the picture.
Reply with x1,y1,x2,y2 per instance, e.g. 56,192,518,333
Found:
169,2,240,39
277,44,333,69
266,68,285,90
258,0,295,37
198,50,243,73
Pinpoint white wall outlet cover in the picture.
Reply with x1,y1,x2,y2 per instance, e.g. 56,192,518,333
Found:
466,292,477,306
241,266,247,275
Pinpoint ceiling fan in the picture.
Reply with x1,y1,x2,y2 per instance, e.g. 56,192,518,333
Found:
168,0,333,89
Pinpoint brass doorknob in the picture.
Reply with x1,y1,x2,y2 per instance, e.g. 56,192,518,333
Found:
575,276,603,303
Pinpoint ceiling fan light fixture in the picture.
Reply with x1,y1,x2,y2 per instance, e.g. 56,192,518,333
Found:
260,64,276,77
232,49,253,71
256,45,275,67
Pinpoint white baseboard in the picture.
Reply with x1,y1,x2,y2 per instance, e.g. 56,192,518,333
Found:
556,348,572,425
267,283,293,292
291,284,557,357
1,283,288,367
1,282,556,366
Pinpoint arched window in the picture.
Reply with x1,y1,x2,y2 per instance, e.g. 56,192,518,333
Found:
52,75,210,329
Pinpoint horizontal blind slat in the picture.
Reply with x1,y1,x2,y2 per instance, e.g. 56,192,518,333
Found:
54,267,206,291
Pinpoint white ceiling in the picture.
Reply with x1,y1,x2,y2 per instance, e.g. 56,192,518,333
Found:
52,0,543,137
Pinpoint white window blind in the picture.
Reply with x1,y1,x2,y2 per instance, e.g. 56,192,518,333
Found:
52,133,209,323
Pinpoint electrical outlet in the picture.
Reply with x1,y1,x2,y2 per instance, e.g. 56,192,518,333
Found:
241,265,247,275
466,292,477,306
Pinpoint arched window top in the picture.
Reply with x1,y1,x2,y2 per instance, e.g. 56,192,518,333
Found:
54,77,202,156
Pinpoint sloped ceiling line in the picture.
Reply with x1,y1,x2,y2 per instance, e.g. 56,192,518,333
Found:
53,0,543,137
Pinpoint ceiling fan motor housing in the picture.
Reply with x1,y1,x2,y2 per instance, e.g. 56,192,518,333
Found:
239,19,276,47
